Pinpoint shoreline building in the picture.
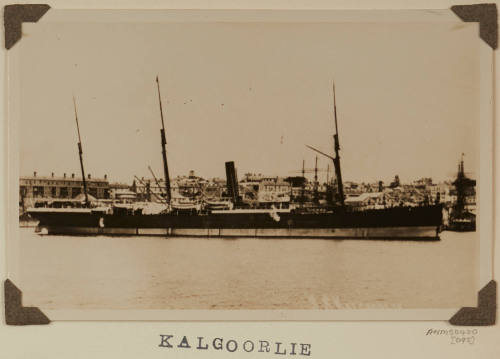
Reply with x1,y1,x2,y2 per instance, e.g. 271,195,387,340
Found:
19,172,110,212
257,178,291,208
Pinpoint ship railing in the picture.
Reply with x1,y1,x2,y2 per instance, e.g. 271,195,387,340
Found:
210,208,293,214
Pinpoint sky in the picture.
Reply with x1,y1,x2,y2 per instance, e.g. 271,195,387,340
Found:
17,17,480,184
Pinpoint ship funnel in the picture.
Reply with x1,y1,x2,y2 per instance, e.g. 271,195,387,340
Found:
225,161,240,205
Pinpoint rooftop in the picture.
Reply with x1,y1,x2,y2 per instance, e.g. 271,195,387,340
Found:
21,174,108,182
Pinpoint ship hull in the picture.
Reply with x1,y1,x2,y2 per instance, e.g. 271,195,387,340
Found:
40,225,439,240
29,205,443,240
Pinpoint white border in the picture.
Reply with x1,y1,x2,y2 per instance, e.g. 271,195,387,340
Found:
3,7,494,322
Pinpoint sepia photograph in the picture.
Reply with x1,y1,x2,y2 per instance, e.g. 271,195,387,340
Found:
4,8,493,320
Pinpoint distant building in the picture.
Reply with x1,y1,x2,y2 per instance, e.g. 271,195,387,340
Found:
175,172,208,198
241,173,265,183
257,178,291,207
112,188,137,202
344,181,362,196
426,183,449,203
345,192,384,210
131,171,211,202
19,172,110,211
20,172,109,200
414,177,433,188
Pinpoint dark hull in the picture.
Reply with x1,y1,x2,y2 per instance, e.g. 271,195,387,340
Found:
29,205,443,239
447,212,476,232
447,221,475,232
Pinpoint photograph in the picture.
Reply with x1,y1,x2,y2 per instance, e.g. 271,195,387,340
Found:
6,8,490,317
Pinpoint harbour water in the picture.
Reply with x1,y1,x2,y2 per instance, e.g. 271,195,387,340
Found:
18,228,478,309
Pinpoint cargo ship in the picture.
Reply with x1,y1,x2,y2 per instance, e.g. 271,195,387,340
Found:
27,79,443,239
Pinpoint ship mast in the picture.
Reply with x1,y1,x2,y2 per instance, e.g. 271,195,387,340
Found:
313,156,319,204
332,81,345,207
305,82,346,208
301,159,305,207
73,97,89,205
156,76,172,204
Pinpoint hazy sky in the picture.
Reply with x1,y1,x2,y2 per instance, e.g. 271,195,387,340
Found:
18,17,480,184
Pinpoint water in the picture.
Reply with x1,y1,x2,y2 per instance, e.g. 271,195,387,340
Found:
18,228,478,309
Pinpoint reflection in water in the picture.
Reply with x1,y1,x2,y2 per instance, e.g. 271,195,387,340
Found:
18,229,478,309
